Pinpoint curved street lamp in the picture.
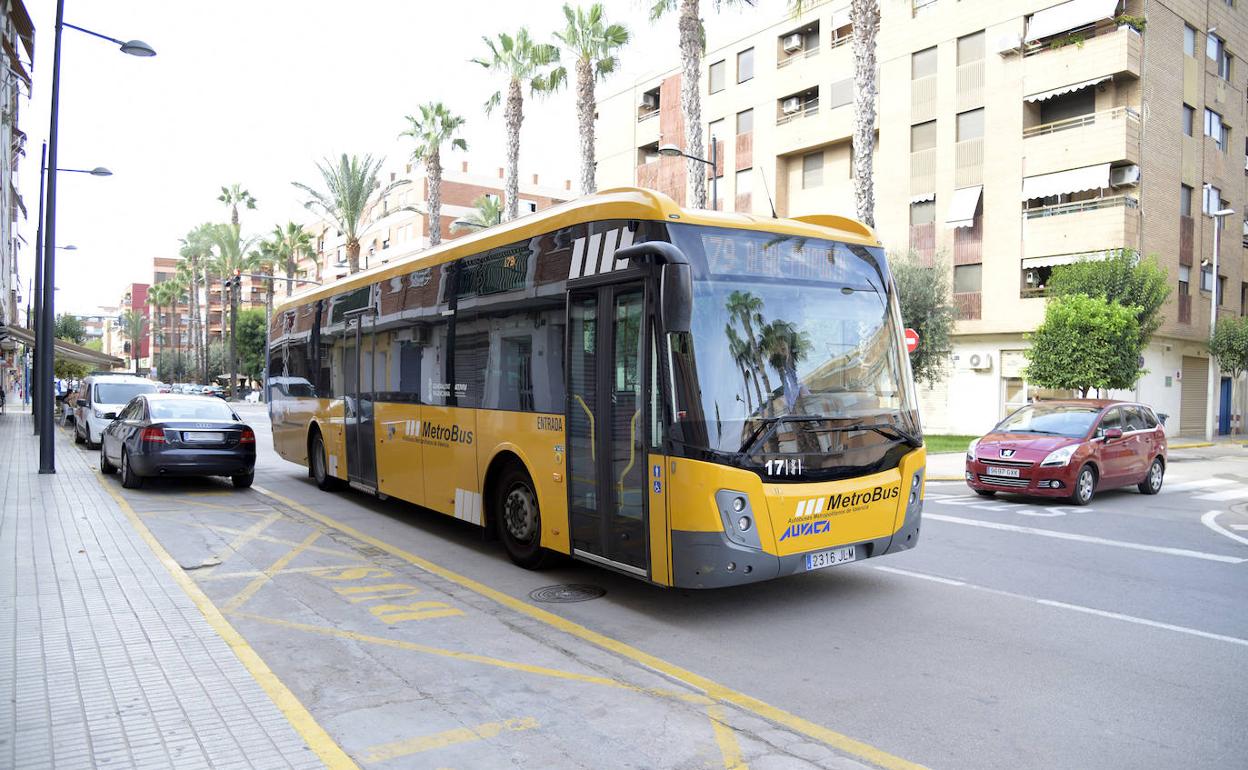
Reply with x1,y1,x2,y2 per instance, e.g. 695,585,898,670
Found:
658,142,718,211
58,166,112,176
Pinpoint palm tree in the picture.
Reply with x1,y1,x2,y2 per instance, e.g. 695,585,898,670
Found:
119,308,147,375
174,256,199,379
207,223,262,398
272,222,313,296
145,284,166,367
180,222,216,381
292,154,407,274
451,194,504,233
725,323,762,410
218,184,257,227
555,4,629,194
724,290,773,399
650,0,755,209
473,29,564,222
400,102,468,248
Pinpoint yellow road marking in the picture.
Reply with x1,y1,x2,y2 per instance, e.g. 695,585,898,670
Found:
163,496,274,515
231,612,709,705
95,479,358,769
195,564,368,582
707,704,748,770
222,530,322,614
226,511,284,554
147,513,365,560
359,717,539,764
254,485,927,770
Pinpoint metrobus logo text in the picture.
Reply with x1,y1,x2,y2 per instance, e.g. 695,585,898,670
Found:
778,520,830,541
421,422,473,445
827,485,899,511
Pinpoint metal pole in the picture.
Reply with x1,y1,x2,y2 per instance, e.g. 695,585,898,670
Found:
38,0,65,473
31,142,46,432
263,277,271,412
710,141,718,212
1205,213,1222,443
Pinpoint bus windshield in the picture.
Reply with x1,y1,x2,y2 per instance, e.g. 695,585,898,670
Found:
667,225,919,474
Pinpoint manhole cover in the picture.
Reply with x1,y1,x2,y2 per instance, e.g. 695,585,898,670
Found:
529,584,606,603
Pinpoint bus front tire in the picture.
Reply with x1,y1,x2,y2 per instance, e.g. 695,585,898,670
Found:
310,431,342,492
496,465,550,570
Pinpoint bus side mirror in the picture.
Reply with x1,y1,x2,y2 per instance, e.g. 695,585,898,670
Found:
661,263,692,334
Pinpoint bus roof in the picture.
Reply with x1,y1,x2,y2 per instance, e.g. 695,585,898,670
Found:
277,186,880,312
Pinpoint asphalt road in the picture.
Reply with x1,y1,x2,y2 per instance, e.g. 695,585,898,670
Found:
102,403,1248,769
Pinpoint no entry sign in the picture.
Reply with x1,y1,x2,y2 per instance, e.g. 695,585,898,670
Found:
904,328,919,354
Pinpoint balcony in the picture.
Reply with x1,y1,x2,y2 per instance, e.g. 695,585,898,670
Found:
910,148,936,196
777,97,818,126
1022,107,1140,176
954,292,982,320
1022,195,1139,260
1023,26,1141,101
909,223,935,264
777,46,818,69
954,217,982,264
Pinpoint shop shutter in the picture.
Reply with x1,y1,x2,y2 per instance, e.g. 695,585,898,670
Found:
1179,356,1208,435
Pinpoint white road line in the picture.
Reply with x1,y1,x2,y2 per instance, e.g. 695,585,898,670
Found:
1163,478,1236,493
925,513,1246,564
1195,487,1248,502
1201,510,1248,548
873,566,1248,649
1232,524,1248,531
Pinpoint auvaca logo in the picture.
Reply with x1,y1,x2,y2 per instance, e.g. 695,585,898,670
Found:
778,519,830,542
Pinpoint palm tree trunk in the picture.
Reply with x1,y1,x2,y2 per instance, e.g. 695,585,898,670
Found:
285,259,294,297
678,0,706,209
851,0,880,227
428,147,443,246
347,239,361,274
576,57,596,194
503,77,523,222
201,263,212,382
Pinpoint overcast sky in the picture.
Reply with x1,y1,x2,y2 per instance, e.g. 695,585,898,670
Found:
15,0,789,317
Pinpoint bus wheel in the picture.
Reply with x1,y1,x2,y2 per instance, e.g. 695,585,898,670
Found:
497,465,549,570
310,431,341,491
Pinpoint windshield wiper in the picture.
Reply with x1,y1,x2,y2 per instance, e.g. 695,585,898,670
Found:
737,415,828,454
854,422,924,448
738,415,922,453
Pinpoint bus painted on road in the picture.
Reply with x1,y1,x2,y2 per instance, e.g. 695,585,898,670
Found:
267,187,925,588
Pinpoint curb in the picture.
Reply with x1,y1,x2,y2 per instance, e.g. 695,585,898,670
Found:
928,476,964,482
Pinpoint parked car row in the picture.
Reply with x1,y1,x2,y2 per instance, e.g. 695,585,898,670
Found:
73,373,256,489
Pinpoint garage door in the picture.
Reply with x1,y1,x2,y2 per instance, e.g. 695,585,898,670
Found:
1180,356,1208,435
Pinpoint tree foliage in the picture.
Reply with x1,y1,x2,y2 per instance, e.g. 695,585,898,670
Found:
54,314,86,345
293,154,407,272
234,309,267,381
1210,316,1248,378
891,250,954,386
451,194,503,233
555,3,629,194
1046,249,1169,347
1024,294,1142,397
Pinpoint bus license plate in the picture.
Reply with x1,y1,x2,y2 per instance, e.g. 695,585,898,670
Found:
986,466,1021,478
805,546,856,571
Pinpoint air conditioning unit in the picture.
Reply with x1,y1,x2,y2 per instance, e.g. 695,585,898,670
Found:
1109,164,1141,187
783,33,803,53
782,97,802,114
968,353,993,370
995,33,1023,55
640,93,658,110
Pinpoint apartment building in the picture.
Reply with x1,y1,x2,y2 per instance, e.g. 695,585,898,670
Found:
109,283,149,372
0,0,32,382
297,159,571,285
596,0,1247,435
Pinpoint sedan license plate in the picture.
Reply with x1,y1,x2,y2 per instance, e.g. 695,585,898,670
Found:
184,431,224,443
805,546,856,571
986,466,1021,478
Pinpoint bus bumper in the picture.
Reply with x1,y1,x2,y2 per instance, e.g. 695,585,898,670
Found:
669,499,923,589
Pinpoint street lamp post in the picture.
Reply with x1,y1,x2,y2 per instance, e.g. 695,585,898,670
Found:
658,140,719,211
36,0,154,473
1205,199,1235,442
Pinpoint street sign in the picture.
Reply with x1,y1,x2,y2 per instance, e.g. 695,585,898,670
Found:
904,328,919,354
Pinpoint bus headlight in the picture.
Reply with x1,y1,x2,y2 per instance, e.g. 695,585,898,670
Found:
737,516,751,532
731,496,746,513
714,490,762,550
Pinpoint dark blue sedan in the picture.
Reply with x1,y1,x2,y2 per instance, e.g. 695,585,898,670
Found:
100,394,256,489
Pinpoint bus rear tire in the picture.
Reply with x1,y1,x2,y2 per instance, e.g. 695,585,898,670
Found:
310,430,342,492
496,465,550,570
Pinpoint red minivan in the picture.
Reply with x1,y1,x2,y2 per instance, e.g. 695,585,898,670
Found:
965,399,1167,506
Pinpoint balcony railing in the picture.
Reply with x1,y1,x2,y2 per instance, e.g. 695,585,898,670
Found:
776,99,819,125
1024,194,1138,220
1023,106,1140,139
954,217,983,264
909,223,935,264
954,291,982,320
637,107,659,122
1022,20,1131,58
777,46,819,68
1178,293,1192,324
1179,215,1194,266
829,35,850,51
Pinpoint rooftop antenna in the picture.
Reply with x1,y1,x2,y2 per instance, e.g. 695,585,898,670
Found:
757,166,778,218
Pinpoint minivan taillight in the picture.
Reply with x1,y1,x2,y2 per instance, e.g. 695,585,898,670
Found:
239,427,255,444
140,427,166,443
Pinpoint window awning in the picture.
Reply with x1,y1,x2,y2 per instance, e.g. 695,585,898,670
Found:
910,192,935,204
1021,251,1110,269
831,7,851,29
0,324,126,368
1024,75,1111,103
946,186,983,228
1026,0,1119,42
1022,163,1110,200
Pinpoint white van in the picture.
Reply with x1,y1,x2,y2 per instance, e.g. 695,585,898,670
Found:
74,373,158,448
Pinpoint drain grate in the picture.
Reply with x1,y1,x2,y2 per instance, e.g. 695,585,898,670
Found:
529,584,606,603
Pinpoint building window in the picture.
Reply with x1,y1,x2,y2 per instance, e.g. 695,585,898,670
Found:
737,48,754,83
1207,33,1232,79
637,141,659,165
1203,184,1222,214
957,108,984,141
735,168,752,196
910,199,935,226
829,78,853,109
709,60,726,93
1183,104,1194,136
1204,108,1228,151
954,263,982,294
1181,184,1193,217
708,118,725,146
736,109,753,134
802,152,823,188
1179,265,1190,295
911,120,937,152
1184,25,1197,57
957,31,984,64
912,46,937,79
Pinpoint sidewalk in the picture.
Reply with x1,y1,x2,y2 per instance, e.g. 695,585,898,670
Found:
0,413,326,769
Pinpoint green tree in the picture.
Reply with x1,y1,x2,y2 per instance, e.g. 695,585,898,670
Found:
891,250,955,386
555,3,629,194
1046,249,1170,348
1024,294,1142,397
53,314,86,344
180,222,216,381
474,28,564,221
234,308,268,382
1211,316,1248,377
218,184,256,227
400,102,468,247
119,308,148,375
724,290,773,399
207,223,263,397
451,194,504,233
293,153,407,273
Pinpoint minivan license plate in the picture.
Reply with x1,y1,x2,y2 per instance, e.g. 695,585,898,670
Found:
805,546,856,571
986,466,1021,478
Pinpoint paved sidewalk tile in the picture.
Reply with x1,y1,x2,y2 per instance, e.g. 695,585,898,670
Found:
0,414,325,769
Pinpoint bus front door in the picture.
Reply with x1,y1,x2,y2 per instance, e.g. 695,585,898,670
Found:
567,285,649,576
343,312,378,491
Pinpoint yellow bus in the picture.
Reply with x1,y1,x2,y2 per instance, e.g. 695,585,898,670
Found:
267,187,925,588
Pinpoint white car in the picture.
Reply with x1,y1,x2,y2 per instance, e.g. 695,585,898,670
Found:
74,374,158,449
